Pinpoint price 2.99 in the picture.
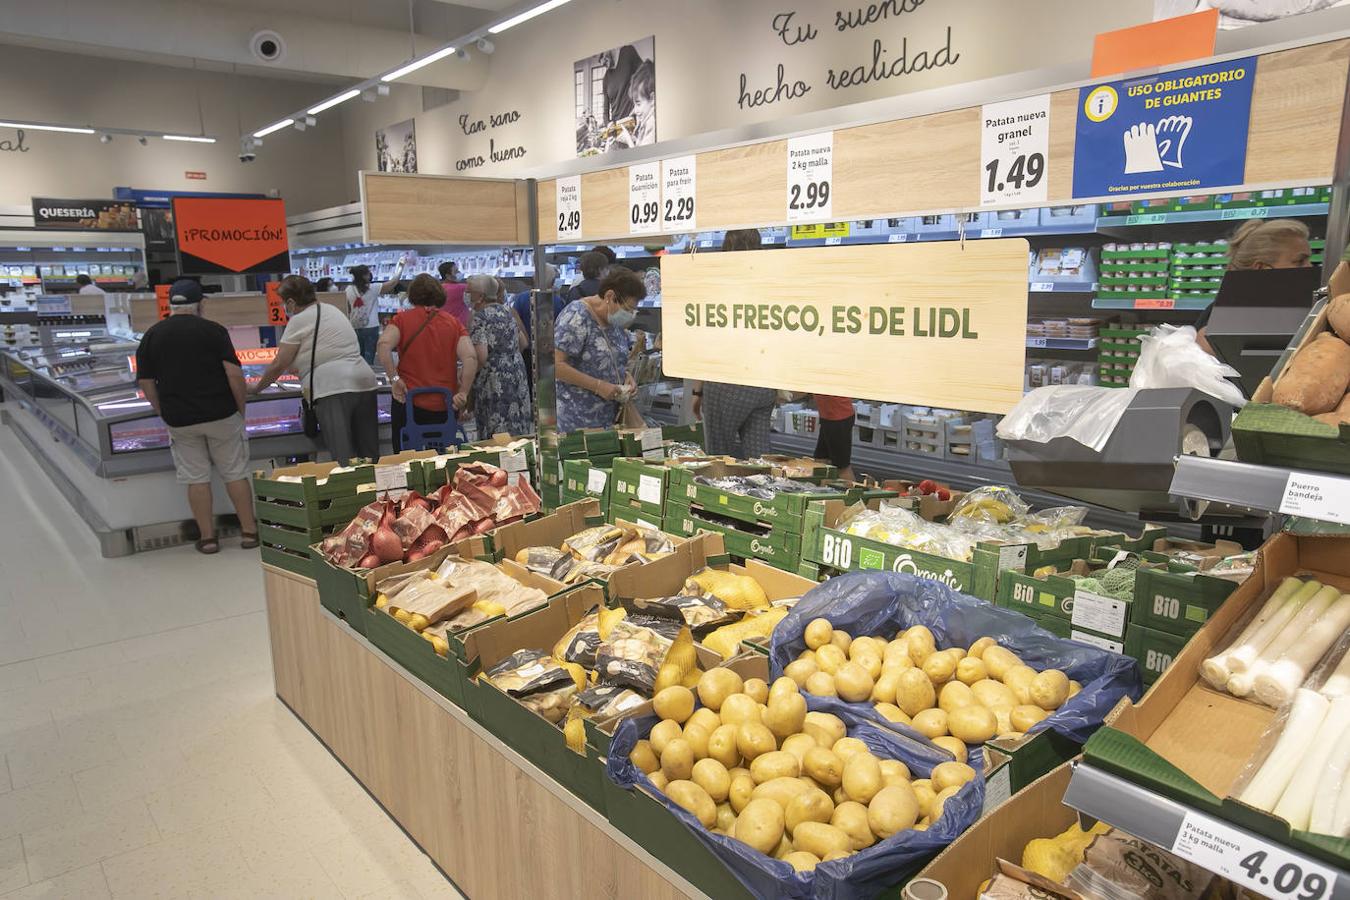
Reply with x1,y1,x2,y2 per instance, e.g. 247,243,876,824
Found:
557,210,581,233
788,180,830,211
984,152,1045,195
1239,850,1328,900
664,196,694,223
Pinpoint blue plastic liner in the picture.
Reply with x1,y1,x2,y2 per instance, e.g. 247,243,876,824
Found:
768,572,1142,746
607,702,984,900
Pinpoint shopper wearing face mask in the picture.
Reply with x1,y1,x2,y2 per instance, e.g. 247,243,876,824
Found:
466,274,532,437
346,258,406,364
1196,219,1313,355
553,266,646,433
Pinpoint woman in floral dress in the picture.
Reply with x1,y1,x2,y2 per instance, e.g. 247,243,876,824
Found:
466,275,533,436
552,267,646,433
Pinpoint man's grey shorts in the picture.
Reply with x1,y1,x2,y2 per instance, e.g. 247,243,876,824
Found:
167,413,249,484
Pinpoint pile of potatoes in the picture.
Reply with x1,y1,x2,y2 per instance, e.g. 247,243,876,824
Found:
627,666,976,873
784,620,1082,746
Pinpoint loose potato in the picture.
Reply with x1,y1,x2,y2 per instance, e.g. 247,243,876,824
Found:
783,851,819,873
734,798,785,853
830,631,853,654
729,772,756,813
832,737,869,760
947,705,998,743
721,693,760,726
994,708,1014,735
804,618,834,650
872,671,902,705
847,636,879,659
1274,332,1350,415
967,636,997,659
708,724,741,768
653,685,695,723
770,676,800,701
842,752,882,803
1002,666,1037,705
1012,704,1050,732
630,739,659,774
823,850,854,862
907,627,937,665
834,662,874,702
773,835,793,860
692,758,732,802
930,785,961,822
764,691,808,740
667,779,716,827
805,671,837,697
911,780,936,818
895,669,937,717
803,711,846,748
803,746,845,787
1068,679,1082,699
751,750,801,784
911,708,949,739
922,652,957,685
931,761,976,792
868,784,920,838
830,800,875,850
649,771,669,791
742,677,770,704
1029,669,1070,711
879,759,911,786
683,724,710,760
884,638,912,666
781,733,817,766
784,658,819,688
793,822,852,859
955,657,988,685
715,802,736,832
751,776,815,810
688,707,721,736
784,788,835,834
874,703,911,725
970,679,1018,710
832,786,849,805
697,668,744,711
938,681,976,713
662,738,695,781
815,643,847,675
854,652,883,681
931,736,968,763
982,646,1022,680
650,719,683,755
736,723,777,762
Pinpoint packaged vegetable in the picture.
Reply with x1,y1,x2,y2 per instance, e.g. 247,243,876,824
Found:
595,617,676,693
949,485,1029,525
702,607,789,659
623,594,738,634
515,546,575,581
683,567,770,610
1065,830,1213,900
553,605,627,668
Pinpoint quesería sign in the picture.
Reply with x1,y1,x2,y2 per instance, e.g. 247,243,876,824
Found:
31,197,140,230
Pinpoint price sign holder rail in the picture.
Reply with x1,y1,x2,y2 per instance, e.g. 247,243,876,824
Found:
1171,455,1350,527
1063,762,1350,900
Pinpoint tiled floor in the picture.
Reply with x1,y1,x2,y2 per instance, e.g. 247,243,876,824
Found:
0,426,464,899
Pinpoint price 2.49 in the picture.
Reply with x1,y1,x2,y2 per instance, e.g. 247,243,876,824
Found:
1239,850,1328,900
630,201,659,226
664,196,694,223
788,180,830,211
557,210,581,233
984,152,1045,195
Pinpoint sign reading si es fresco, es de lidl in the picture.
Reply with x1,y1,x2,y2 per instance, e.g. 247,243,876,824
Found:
172,197,289,275
1072,57,1256,199
660,240,1029,414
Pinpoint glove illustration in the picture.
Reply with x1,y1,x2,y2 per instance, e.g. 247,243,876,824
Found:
1123,122,1165,174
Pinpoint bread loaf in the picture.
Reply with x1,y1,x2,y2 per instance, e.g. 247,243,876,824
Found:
1329,294,1350,342
1272,333,1350,415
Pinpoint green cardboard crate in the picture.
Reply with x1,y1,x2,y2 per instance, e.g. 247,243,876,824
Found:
252,461,376,530
1125,624,1188,685
617,426,669,460
364,604,470,707
669,466,845,531
665,459,771,499
1128,566,1239,638
549,428,621,460
996,556,1149,645
260,545,315,580
609,457,668,520
664,501,803,572
1088,525,1167,554
607,503,667,532
1233,402,1350,476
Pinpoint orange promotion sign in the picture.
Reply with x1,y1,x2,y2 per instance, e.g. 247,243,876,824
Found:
265,281,288,327
1091,9,1218,78
172,196,289,275
236,347,279,365
154,284,171,320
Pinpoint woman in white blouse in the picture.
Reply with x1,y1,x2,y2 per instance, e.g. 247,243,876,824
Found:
346,257,406,364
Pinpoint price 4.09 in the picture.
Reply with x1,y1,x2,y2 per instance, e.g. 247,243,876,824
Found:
984,152,1044,195
1239,850,1328,900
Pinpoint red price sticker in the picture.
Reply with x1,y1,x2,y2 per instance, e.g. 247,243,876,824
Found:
265,282,288,326
154,284,171,320
1136,298,1176,309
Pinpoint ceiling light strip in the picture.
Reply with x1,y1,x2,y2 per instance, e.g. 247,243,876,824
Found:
307,89,362,115
381,45,458,82
162,134,216,143
0,120,96,134
489,0,574,35
253,119,295,138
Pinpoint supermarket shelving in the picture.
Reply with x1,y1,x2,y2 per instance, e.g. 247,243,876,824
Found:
1170,455,1350,527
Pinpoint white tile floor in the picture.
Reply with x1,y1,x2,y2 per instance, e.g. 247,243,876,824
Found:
0,427,464,899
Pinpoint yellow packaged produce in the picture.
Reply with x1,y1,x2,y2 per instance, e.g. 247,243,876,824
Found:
702,607,788,659
684,567,770,610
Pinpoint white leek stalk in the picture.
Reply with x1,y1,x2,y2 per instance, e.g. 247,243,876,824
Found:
1240,688,1329,812
1320,647,1350,699
1201,577,1303,689
1332,757,1350,837
1234,585,1341,698
1274,695,1350,829
1309,721,1350,835
1227,579,1322,674
1256,590,1350,708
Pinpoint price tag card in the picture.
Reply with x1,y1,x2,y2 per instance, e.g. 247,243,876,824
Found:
786,132,833,222
980,94,1051,207
1136,298,1176,310
1072,590,1129,638
374,464,408,498
628,162,660,236
1279,472,1350,525
586,468,608,495
1027,337,1048,348
1173,810,1337,900
500,449,528,472
155,284,171,320
1030,282,1055,293
997,545,1029,571
265,281,288,326
638,428,662,451
1070,629,1124,654
638,474,663,506
661,155,697,231
556,175,582,240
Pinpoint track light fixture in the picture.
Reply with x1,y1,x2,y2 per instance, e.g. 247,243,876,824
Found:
98,134,112,144
476,38,494,54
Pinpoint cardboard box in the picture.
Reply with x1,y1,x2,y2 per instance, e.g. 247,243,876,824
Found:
609,457,669,520
251,461,376,529
664,500,803,571
607,503,667,533
1083,533,1350,867
1125,623,1189,685
491,499,603,563
757,455,838,484
665,460,838,531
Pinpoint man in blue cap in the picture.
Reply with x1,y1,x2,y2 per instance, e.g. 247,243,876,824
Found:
134,278,258,554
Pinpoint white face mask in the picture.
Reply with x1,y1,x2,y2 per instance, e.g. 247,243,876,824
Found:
609,306,636,329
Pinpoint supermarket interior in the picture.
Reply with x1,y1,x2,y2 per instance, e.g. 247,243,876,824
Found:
3,1,1350,898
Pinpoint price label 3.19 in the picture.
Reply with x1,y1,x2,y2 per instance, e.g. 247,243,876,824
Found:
628,161,660,236
1172,810,1335,900
786,132,833,222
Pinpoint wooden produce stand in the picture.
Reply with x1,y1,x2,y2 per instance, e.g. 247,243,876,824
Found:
262,564,705,900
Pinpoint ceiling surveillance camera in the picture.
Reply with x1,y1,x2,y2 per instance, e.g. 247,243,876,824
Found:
98,134,112,144
456,48,470,60
250,30,287,63
476,38,494,54
137,136,147,146
239,150,257,163
239,136,258,162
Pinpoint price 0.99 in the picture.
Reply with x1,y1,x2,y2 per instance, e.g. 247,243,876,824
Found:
664,196,694,223
1239,850,1327,900
984,152,1045,195
789,180,830,211
630,201,659,226
557,210,581,233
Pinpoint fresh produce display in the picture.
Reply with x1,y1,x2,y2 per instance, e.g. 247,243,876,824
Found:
319,462,540,568
907,479,952,502
621,668,979,876
621,566,789,657
695,473,838,500
787,619,1080,746
1200,576,1350,706
514,522,675,584
1269,296,1350,427
373,556,551,655
1017,820,1110,883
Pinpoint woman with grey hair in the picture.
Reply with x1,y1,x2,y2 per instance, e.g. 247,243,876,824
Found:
466,274,533,436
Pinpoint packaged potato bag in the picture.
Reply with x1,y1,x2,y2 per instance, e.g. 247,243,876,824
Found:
594,616,680,693
621,593,738,635
1065,830,1213,900
483,649,579,724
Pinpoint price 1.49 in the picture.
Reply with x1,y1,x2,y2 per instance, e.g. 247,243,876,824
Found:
984,152,1045,195
1239,850,1328,900
557,210,581,233
630,201,658,226
789,180,830,211
664,196,694,223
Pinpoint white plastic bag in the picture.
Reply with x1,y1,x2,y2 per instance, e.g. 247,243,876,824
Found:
1129,324,1246,406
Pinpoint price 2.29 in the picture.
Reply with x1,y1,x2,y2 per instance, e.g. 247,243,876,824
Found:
630,200,659,226
984,152,1045,195
1239,850,1328,900
557,210,581,233
664,196,694,223
788,180,830,211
